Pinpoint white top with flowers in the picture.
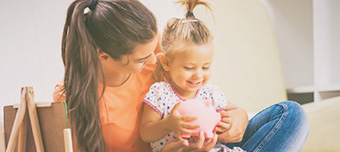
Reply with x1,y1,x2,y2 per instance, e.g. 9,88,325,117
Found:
143,81,228,152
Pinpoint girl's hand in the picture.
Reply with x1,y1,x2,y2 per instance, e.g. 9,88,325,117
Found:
161,139,189,152
161,131,218,152
217,102,248,143
165,102,200,137
215,110,232,133
182,131,218,152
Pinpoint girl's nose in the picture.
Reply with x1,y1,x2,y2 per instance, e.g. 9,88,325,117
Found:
193,69,203,79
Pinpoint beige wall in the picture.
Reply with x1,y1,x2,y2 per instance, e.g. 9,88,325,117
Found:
194,0,287,112
0,0,71,134
261,0,314,89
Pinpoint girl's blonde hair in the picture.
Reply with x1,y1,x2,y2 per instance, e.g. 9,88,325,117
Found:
152,0,213,82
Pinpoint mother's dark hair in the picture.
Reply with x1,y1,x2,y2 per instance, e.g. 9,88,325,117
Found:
61,0,157,151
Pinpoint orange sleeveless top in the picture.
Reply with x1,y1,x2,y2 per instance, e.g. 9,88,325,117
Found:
53,65,155,152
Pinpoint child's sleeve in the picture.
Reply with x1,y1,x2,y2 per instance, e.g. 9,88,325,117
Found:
143,82,165,116
210,86,228,112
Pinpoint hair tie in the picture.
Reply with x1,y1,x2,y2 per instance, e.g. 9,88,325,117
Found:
89,0,98,11
186,12,195,18
182,19,198,23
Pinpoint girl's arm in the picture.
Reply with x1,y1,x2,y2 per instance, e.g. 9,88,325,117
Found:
139,102,199,142
217,101,248,143
140,104,171,142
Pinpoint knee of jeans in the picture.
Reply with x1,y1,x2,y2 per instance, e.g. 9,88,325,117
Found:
279,101,310,131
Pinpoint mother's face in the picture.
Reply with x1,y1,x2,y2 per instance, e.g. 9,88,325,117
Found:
100,33,159,75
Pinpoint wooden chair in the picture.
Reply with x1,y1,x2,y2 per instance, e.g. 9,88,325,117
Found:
2,87,72,152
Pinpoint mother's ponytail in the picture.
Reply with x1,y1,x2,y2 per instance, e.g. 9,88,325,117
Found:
62,1,104,151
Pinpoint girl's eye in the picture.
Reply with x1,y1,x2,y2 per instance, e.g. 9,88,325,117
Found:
138,60,146,63
202,66,210,70
184,67,193,70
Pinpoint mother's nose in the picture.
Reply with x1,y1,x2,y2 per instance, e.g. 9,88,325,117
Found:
146,53,157,64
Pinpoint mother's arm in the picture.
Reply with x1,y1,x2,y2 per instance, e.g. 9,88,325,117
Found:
218,101,248,143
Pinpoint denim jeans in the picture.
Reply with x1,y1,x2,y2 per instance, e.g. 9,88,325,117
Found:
223,101,309,152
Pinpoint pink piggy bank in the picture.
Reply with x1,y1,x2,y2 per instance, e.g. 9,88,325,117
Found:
177,99,221,138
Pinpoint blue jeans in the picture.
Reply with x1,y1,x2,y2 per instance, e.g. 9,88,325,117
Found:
224,101,309,152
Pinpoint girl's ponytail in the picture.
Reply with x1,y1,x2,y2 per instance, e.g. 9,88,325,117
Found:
176,0,212,19
62,0,104,151
154,0,213,82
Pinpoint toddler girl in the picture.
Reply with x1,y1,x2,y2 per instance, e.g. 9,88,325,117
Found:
140,0,245,151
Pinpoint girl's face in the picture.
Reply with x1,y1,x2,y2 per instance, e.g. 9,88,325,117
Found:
167,44,214,99
101,34,159,75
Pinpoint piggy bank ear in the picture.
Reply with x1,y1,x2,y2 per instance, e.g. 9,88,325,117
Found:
204,99,211,107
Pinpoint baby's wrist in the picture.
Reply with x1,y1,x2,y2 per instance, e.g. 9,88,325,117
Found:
162,116,173,132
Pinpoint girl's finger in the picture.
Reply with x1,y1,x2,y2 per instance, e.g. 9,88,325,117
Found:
215,127,224,133
161,138,188,152
171,102,182,113
202,133,218,149
215,127,228,133
176,132,184,141
218,122,231,130
221,117,231,124
185,131,205,150
195,131,205,149
219,110,230,117
204,138,212,144
182,122,200,129
182,115,198,121
182,128,198,135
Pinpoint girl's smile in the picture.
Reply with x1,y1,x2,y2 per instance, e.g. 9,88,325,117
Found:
165,44,214,99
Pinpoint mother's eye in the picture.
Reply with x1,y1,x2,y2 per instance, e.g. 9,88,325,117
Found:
137,60,146,63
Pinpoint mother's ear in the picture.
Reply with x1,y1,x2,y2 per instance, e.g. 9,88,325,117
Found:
98,49,110,62
158,53,170,71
